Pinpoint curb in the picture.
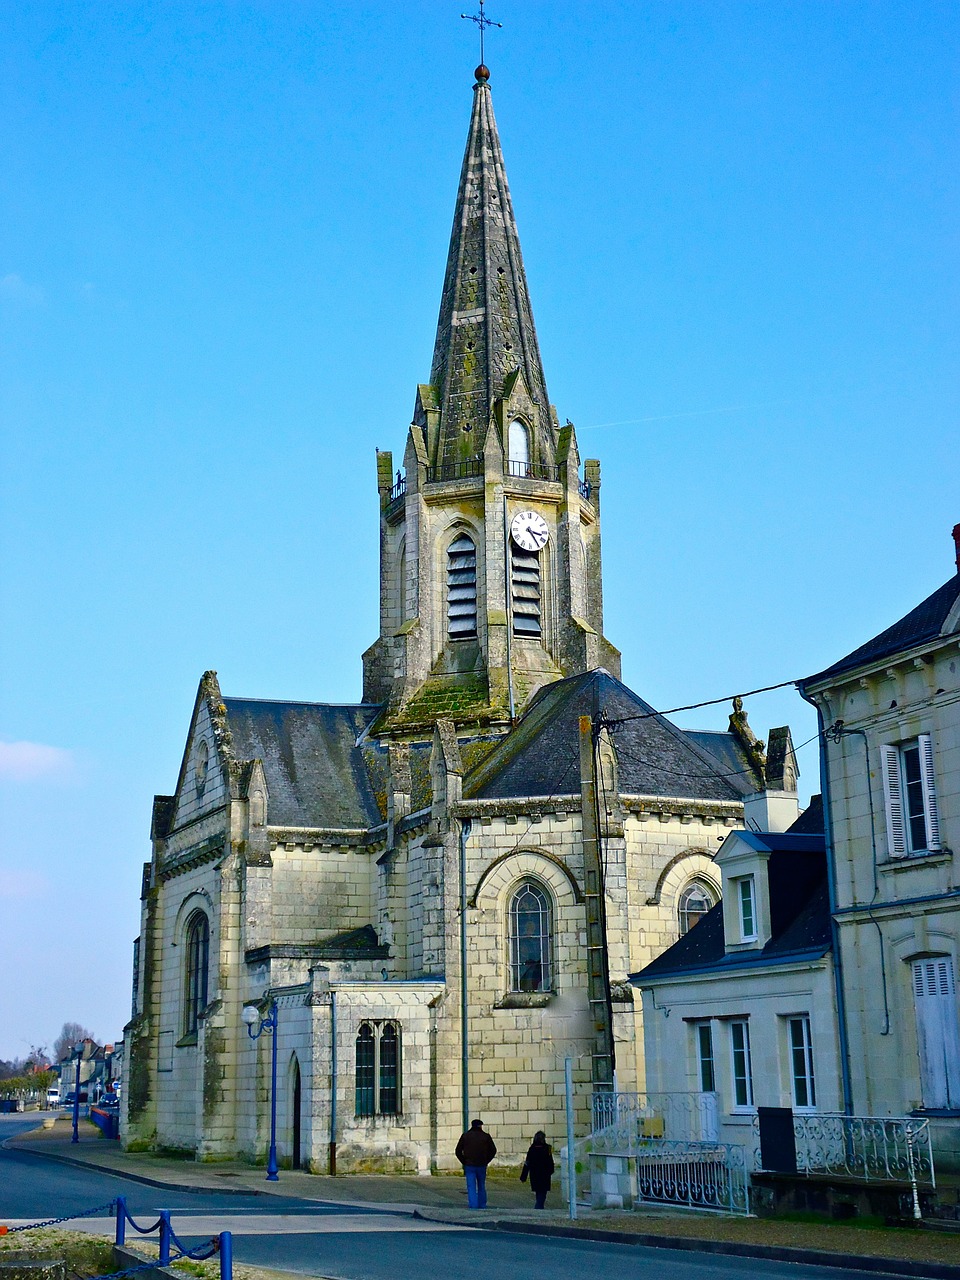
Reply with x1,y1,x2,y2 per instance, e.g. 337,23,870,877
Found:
4,1142,264,1198
412,1214,960,1280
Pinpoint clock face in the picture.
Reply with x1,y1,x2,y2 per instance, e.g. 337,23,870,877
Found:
510,510,549,552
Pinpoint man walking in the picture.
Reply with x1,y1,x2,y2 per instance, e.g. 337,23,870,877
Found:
455,1118,497,1209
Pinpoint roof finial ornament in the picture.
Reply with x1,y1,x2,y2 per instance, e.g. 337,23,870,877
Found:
461,0,501,81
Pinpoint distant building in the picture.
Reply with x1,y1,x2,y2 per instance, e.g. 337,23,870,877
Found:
799,527,960,1165
123,64,797,1172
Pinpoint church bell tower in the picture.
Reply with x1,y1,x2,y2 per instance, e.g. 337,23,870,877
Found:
363,65,620,734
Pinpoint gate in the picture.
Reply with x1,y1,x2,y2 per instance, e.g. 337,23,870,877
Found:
635,1139,749,1214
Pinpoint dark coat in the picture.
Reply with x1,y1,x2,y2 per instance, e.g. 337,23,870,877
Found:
522,1141,555,1193
456,1127,497,1167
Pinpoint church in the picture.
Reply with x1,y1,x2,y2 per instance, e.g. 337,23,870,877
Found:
123,63,799,1173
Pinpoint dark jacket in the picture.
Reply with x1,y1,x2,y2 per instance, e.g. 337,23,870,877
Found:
456,1127,497,1167
522,1141,555,1193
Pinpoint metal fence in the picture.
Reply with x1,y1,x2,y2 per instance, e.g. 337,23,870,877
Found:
592,1091,721,1149
753,1112,935,1189
635,1139,749,1214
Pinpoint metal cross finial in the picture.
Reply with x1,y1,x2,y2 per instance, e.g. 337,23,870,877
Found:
461,0,502,67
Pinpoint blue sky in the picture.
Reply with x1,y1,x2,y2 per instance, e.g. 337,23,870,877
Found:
1,2,957,1060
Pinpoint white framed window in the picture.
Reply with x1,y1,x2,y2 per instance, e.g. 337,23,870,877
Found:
736,877,757,941
508,419,530,469
912,958,960,1110
508,881,553,992
730,1020,754,1109
880,735,941,857
788,1015,817,1110
694,1022,716,1092
679,881,716,937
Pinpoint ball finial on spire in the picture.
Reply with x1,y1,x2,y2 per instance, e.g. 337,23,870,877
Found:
474,63,490,83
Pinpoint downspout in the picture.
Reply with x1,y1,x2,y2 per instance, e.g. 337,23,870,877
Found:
800,691,854,1116
460,817,473,1133
329,989,337,1175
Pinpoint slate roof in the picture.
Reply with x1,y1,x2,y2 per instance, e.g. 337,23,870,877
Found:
803,572,960,685
223,698,382,829
632,810,829,983
464,669,761,803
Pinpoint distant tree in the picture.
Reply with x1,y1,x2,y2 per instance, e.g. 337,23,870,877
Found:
53,1023,98,1063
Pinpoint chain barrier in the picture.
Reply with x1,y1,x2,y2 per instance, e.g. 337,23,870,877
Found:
102,1237,220,1279
0,1200,119,1234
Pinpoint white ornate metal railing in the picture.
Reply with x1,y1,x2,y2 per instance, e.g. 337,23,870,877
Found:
753,1112,935,1188
592,1091,721,1150
635,1139,749,1214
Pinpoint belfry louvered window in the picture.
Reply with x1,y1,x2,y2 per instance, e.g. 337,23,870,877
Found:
447,535,478,640
511,544,541,637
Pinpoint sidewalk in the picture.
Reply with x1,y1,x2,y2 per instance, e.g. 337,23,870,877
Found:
9,1118,960,1277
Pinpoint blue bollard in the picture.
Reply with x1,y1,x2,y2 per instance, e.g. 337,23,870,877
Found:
218,1232,232,1280
158,1211,171,1265
115,1197,127,1247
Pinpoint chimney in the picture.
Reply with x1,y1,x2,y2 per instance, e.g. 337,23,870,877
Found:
953,523,960,574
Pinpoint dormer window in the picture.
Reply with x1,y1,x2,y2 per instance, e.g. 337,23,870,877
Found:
737,877,757,942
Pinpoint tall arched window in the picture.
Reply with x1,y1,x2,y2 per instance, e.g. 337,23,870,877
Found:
508,419,530,474
678,881,715,937
447,534,477,640
355,1021,401,1117
509,882,552,992
183,912,209,1037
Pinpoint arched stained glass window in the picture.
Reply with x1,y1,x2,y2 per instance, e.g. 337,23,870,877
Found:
355,1021,401,1117
447,535,477,640
183,912,209,1037
678,881,715,937
355,1023,376,1117
509,882,552,993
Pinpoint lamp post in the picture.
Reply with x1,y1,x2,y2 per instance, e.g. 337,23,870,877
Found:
71,1042,83,1144
243,1000,279,1181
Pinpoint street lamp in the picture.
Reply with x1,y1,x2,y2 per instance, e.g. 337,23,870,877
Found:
242,1000,279,1182
71,1042,83,1145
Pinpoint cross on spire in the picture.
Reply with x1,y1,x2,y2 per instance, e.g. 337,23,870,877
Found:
460,0,502,68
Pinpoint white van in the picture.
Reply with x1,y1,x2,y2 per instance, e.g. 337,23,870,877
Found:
45,1087,60,1108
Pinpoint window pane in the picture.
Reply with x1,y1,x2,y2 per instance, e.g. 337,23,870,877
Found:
731,1021,753,1107
696,1023,715,1092
379,1024,399,1115
184,914,209,1036
355,1024,375,1117
509,883,551,992
739,879,755,938
679,883,714,936
789,1016,816,1109
902,745,927,851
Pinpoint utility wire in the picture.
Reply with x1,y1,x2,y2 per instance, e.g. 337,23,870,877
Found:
610,728,823,786
601,678,800,730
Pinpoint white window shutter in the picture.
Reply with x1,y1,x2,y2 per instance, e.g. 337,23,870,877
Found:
913,958,960,1108
918,734,942,852
880,744,907,857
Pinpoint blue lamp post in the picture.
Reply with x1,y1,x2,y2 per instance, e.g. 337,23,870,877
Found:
70,1042,83,1144
243,999,279,1181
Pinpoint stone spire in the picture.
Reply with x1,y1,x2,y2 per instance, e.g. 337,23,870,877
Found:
426,66,553,469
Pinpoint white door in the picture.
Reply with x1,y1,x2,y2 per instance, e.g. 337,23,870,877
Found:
913,958,960,1108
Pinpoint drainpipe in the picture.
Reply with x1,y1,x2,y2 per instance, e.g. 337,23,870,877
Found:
800,691,854,1116
329,989,337,1175
460,817,473,1133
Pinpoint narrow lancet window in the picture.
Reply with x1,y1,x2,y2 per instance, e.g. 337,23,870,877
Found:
447,535,478,639
508,420,530,475
183,912,209,1038
509,882,552,992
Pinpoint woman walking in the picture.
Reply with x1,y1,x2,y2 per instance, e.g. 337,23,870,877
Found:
520,1130,555,1210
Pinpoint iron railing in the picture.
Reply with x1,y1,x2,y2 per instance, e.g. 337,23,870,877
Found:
579,478,593,502
635,1139,749,1214
427,459,484,483
753,1112,935,1189
592,1090,721,1148
389,475,406,503
505,459,560,482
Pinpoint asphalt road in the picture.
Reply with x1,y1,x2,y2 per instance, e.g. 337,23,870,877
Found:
0,1116,912,1280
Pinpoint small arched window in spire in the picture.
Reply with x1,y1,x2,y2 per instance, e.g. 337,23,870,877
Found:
447,535,477,640
508,420,530,477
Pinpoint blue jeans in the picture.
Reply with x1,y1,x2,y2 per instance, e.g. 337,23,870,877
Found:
464,1164,487,1208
